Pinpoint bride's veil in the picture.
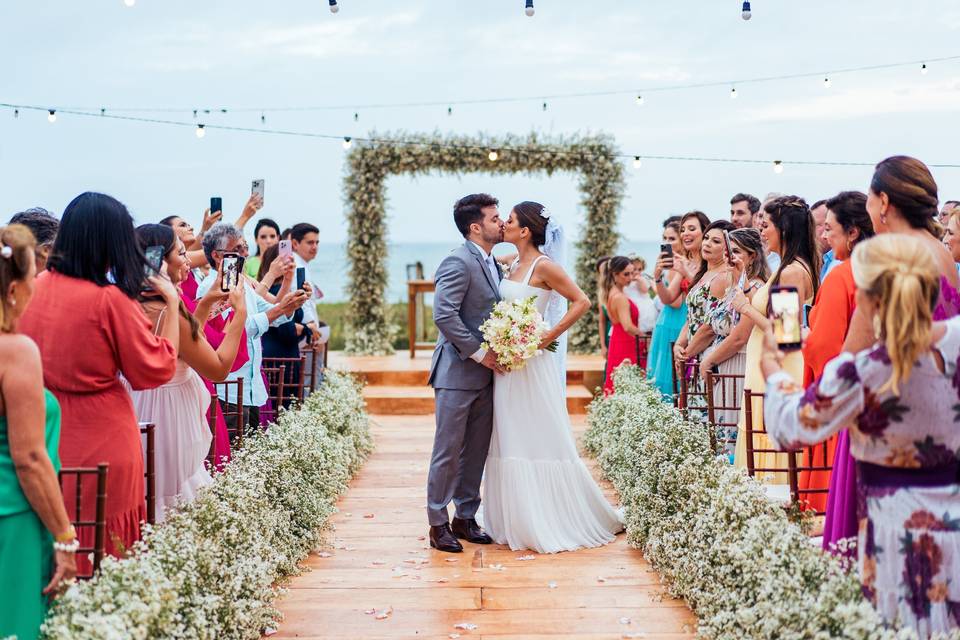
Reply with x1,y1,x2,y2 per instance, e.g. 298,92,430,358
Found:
538,217,568,391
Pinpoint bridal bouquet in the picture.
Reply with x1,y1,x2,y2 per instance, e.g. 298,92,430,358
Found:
480,296,557,372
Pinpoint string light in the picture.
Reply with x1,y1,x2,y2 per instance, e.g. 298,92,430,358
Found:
632,156,642,169
353,112,359,122
13,109,18,118
635,95,645,106
342,136,352,149
488,150,499,162
730,86,738,99
192,109,198,119
447,106,453,116
195,124,205,138
100,108,106,116
741,1,751,20
525,0,535,17
823,76,832,89
773,160,784,174
328,0,339,13
261,112,266,125
921,63,928,75
542,101,548,111
47,110,57,123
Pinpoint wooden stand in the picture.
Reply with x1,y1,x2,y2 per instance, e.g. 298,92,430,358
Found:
406,279,435,359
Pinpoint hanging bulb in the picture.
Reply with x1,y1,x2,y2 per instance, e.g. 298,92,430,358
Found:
447,106,453,117
730,86,738,99
47,110,57,123
13,108,19,118
635,94,645,106
123,0,135,6
100,108,106,116
773,160,784,174
823,76,831,89
488,150,499,162
260,112,266,125
542,101,548,111
353,112,359,122
193,109,198,119
741,1,751,20
921,63,928,75
195,124,206,138
525,0,535,16
342,136,352,150
328,0,339,13
632,156,642,169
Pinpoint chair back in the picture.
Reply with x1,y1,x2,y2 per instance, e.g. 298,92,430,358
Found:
139,422,156,525
58,463,108,579
260,365,286,424
634,332,652,375
742,388,805,501
301,346,321,394
262,356,306,406
669,341,680,406
212,378,244,446
704,370,745,454
786,442,833,516
676,357,705,416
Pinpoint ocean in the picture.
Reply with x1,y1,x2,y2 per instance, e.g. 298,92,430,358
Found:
309,240,662,303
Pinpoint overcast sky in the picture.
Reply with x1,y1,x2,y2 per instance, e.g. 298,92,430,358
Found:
2,0,959,245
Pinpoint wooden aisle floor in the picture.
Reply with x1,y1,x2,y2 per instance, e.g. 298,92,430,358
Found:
272,414,696,640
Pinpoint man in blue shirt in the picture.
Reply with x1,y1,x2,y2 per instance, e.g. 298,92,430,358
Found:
199,223,306,434
810,199,836,281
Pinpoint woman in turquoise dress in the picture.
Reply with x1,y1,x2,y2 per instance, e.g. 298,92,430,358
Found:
0,224,77,640
648,213,709,397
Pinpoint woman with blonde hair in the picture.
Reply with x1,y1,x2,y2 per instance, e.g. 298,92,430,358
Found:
763,234,960,638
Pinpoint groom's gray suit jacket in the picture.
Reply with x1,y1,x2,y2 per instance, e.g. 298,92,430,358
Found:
428,242,501,390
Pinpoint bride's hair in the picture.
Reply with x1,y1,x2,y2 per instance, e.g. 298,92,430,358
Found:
513,201,548,247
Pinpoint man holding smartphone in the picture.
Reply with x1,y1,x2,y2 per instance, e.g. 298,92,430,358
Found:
290,222,324,352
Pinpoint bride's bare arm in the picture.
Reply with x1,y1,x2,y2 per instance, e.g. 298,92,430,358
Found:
536,261,591,346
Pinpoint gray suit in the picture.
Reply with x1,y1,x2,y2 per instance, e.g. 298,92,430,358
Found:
426,241,501,526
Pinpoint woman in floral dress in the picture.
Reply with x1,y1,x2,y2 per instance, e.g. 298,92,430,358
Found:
763,234,960,639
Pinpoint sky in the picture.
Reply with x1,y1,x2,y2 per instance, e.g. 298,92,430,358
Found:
2,0,960,247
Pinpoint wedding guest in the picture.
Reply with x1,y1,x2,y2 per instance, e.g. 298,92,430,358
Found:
729,193,761,229
800,191,874,520
198,223,306,434
127,225,247,521
941,207,960,270
625,256,659,335
0,224,77,640
19,192,179,563
937,199,959,225
732,196,819,484
810,199,835,279
758,194,785,273
595,256,612,365
648,212,708,398
9,208,58,272
244,218,281,279
763,234,960,638
603,256,646,394
291,223,323,346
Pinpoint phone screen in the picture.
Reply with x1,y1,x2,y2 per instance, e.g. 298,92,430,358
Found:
221,253,242,293
251,179,265,200
144,245,164,278
296,267,306,291
722,231,732,260
210,197,222,215
279,240,292,258
769,286,803,350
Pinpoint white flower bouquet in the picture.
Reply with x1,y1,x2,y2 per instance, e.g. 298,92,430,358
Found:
479,296,557,372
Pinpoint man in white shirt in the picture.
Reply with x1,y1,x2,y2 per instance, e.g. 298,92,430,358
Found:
290,223,323,347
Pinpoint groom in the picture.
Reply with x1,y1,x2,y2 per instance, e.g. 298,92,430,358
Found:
426,193,506,553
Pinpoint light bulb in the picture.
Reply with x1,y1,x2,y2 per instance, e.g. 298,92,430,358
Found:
921,63,928,75
342,136,352,150
13,109,18,118
730,87,738,99
488,150,499,162
195,124,205,138
123,0,135,6
525,0,535,16
47,110,57,123
100,108,106,116
328,0,339,13
632,156,642,169
447,106,453,116
741,1,751,20
192,109,198,119
635,94,644,106
542,101,547,111
353,112,359,122
773,160,784,174
260,112,266,125
823,76,831,89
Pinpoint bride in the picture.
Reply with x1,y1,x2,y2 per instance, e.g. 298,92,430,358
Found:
481,201,624,554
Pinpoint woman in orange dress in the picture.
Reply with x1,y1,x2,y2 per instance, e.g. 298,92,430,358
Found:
19,193,178,562
799,192,874,516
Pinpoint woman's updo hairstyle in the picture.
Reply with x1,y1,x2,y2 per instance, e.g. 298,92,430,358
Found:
513,201,549,247
870,156,940,236
602,256,632,297
0,224,36,333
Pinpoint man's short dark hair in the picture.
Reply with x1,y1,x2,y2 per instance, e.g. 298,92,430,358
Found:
9,207,59,246
946,200,960,208
730,193,761,214
811,199,828,210
454,193,498,237
290,223,318,243
662,215,681,228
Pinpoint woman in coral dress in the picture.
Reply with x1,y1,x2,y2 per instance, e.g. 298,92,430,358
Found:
19,193,179,562
603,257,647,394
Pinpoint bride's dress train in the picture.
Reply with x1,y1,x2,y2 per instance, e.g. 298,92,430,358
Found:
481,256,623,554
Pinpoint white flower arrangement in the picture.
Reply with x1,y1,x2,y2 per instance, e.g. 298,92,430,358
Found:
41,371,372,640
584,364,960,640
480,296,556,371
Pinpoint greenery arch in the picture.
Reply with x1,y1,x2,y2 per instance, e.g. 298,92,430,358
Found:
343,131,625,355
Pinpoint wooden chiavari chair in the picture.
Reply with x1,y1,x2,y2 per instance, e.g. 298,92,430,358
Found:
139,422,156,525
301,345,321,395
634,332,653,375
669,342,680,407
677,357,706,419
742,389,796,504
58,463,108,578
212,378,244,447
704,370,746,456
262,355,307,407
788,444,833,517
260,365,286,424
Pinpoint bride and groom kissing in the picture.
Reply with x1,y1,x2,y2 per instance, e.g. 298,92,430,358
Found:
426,193,624,555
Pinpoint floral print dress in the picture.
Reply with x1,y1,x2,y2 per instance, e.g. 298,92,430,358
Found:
682,274,730,420
764,319,960,639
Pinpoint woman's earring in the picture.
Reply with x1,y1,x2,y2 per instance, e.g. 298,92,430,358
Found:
846,239,852,254
872,314,882,340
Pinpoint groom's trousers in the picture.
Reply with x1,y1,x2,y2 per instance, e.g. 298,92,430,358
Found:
427,386,494,527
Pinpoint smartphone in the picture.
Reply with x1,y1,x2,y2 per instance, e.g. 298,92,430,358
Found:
659,243,674,268
220,252,243,293
279,239,293,259
296,266,306,291
768,285,803,351
251,179,265,201
144,245,164,278
721,230,733,260
802,303,813,329
210,196,222,215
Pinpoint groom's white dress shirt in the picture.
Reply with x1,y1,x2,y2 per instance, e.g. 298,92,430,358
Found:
468,241,499,364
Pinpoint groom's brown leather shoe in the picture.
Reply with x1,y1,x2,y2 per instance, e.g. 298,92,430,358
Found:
451,517,493,544
429,524,463,553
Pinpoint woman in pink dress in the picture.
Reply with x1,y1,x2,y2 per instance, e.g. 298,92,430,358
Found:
603,256,647,394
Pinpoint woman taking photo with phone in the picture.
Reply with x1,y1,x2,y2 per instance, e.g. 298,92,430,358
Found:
762,234,960,638
244,218,281,279
603,256,647,394
648,212,709,398
731,196,819,484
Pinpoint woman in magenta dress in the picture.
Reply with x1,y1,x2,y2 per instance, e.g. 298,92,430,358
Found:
19,193,179,564
603,256,647,394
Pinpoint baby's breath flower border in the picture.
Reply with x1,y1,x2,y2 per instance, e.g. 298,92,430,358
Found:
343,131,624,355
584,365,957,640
41,371,373,640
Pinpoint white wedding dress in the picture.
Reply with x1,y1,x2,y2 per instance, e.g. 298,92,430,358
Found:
481,256,624,553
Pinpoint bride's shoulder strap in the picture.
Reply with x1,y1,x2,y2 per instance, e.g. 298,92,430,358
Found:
522,254,550,285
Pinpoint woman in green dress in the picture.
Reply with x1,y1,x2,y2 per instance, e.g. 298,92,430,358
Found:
0,224,77,640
